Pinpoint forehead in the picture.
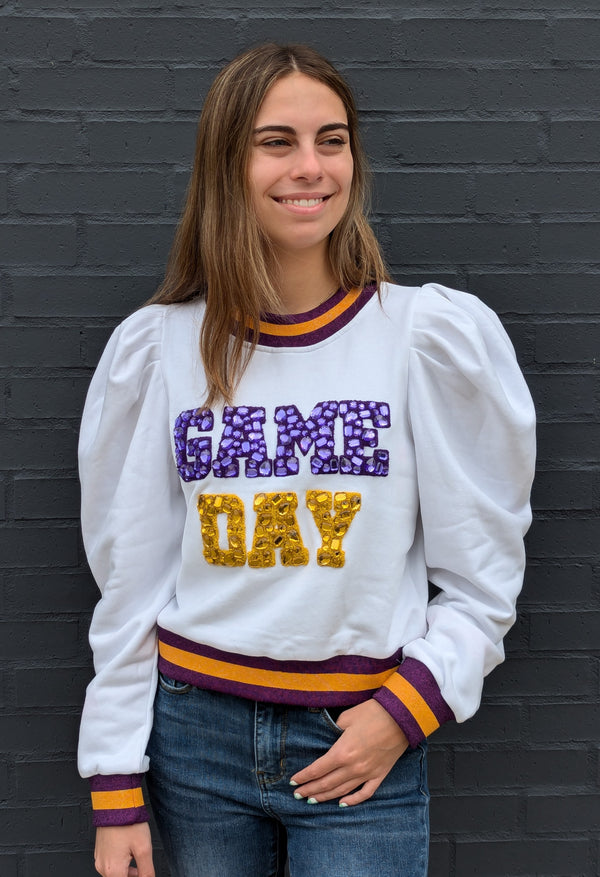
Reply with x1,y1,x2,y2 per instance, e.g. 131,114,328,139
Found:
254,72,348,128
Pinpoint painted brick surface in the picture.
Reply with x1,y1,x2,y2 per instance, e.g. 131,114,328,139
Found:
1,2,598,875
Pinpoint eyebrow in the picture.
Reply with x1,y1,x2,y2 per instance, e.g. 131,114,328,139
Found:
252,123,350,135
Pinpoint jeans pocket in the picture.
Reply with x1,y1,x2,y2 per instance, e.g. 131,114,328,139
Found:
158,671,193,695
320,707,345,735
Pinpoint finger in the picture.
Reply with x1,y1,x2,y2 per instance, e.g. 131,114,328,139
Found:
339,778,381,807
290,739,348,785
296,777,365,804
131,853,155,877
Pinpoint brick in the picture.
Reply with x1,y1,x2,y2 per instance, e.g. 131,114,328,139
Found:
0,527,78,568
553,19,600,60
532,469,596,511
525,517,600,559
348,68,472,112
527,793,600,832
454,748,589,790
0,477,5,520
89,16,235,62
541,221,600,262
476,172,600,214
0,855,17,877
16,171,169,215
85,222,175,267
0,427,78,469
11,274,157,317
530,611,600,651
455,840,590,877
474,69,600,110
522,563,595,605
16,668,91,707
0,621,78,660
0,121,80,164
536,423,600,465
428,840,451,873
16,760,87,801
527,374,596,419
242,17,393,63
84,326,117,367
173,66,222,111
485,657,592,697
9,377,90,419
468,273,600,315
0,805,80,845
2,17,78,61
17,67,169,110
0,713,80,754
24,852,98,877
535,322,600,363
550,121,600,162
530,704,600,743
434,704,522,744
425,747,448,793
88,120,196,164
0,224,76,266
430,794,519,833
395,18,546,60
0,67,8,111
0,173,7,213
388,121,539,165
390,221,535,264
0,760,9,798
13,477,80,520
5,572,98,614
373,171,467,214
0,328,82,366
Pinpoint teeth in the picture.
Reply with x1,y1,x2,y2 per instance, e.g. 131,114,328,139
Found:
280,198,325,207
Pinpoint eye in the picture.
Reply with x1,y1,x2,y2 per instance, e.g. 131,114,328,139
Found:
261,138,291,148
319,136,347,150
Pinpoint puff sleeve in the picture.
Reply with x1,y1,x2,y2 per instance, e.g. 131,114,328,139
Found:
374,284,536,745
77,306,186,826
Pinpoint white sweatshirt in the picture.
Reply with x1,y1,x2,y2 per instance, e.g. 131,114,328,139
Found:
77,282,536,826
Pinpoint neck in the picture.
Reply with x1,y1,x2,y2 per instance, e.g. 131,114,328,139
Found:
272,246,338,314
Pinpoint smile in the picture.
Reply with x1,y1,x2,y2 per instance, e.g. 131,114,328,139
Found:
274,196,330,207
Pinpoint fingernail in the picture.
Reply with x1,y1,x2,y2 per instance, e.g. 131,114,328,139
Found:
289,780,298,787
307,797,318,805
339,802,349,808
293,791,304,800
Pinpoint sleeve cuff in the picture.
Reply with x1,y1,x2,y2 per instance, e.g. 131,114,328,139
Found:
373,657,455,747
89,774,150,827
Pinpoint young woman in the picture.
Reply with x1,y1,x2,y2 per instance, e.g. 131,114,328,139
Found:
78,43,536,877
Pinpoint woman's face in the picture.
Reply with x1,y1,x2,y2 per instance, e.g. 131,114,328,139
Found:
248,72,354,260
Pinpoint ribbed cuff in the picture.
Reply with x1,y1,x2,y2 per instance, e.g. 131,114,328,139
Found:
373,657,455,747
89,774,150,827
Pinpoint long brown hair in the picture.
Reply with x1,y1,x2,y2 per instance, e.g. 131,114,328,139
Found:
149,43,390,406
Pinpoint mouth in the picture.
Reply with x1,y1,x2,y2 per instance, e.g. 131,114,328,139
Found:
273,195,331,207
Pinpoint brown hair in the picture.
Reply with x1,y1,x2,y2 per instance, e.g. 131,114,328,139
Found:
149,43,390,405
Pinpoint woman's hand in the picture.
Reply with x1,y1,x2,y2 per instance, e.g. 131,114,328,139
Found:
290,698,409,807
94,823,155,877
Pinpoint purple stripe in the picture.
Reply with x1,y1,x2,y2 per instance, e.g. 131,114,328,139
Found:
89,773,144,792
159,656,379,707
93,805,150,828
397,658,455,727
158,626,401,675
373,687,425,748
261,287,346,324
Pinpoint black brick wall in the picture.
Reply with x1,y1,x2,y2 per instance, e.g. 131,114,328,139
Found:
1,2,599,875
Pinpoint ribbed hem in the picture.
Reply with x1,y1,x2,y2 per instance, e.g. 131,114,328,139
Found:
89,774,149,827
158,626,401,707
373,657,455,747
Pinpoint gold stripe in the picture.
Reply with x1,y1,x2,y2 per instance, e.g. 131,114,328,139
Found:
252,289,360,337
383,674,440,737
91,787,145,811
159,641,393,693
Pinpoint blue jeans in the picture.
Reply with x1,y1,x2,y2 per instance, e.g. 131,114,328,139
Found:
146,674,429,877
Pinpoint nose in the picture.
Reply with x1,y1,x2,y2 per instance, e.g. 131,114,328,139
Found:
290,144,323,181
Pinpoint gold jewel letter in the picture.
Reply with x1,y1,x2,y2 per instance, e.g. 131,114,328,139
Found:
247,492,309,568
306,491,361,568
197,494,246,566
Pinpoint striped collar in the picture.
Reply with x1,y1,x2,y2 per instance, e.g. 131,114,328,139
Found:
247,285,377,348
